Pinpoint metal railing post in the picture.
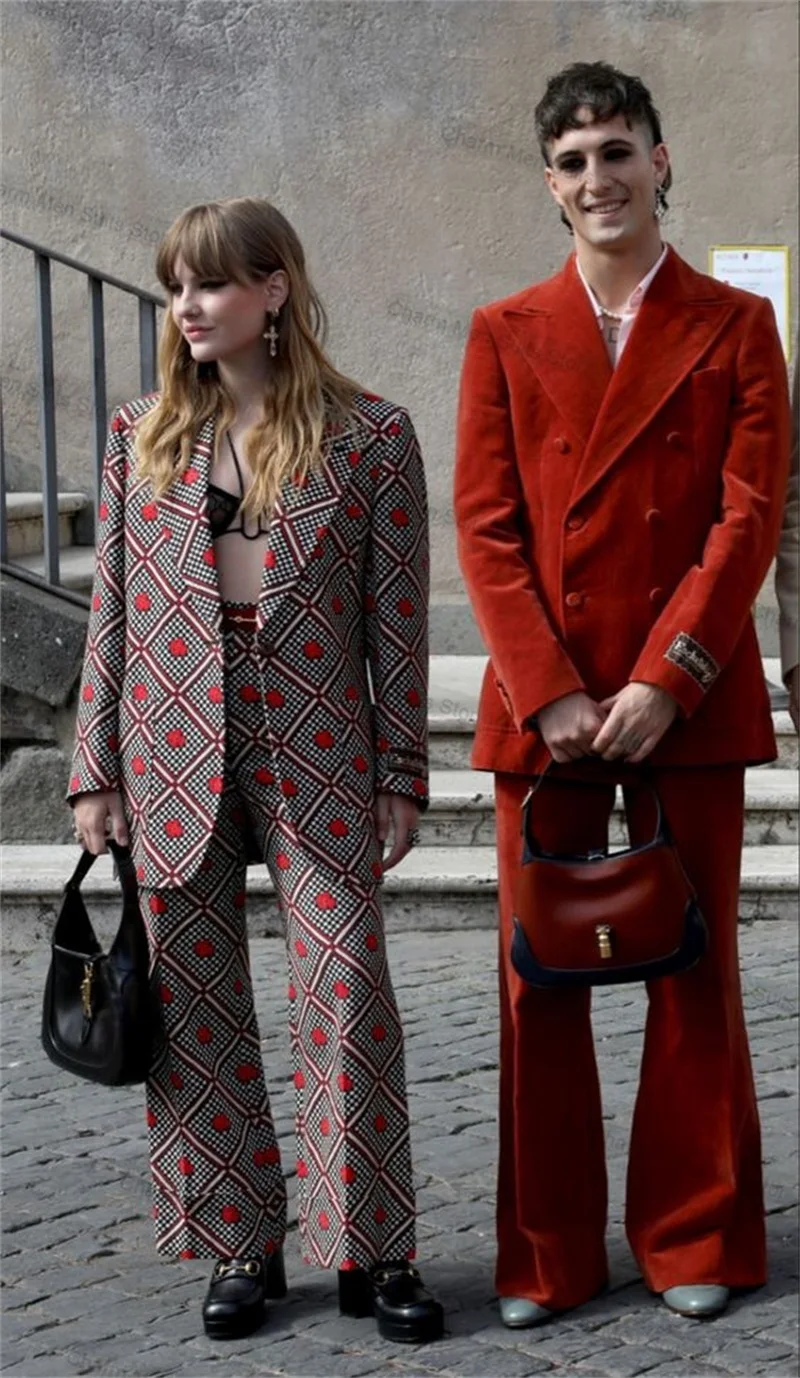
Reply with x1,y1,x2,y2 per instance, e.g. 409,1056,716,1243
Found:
1,227,164,604
0,384,7,564
139,298,158,394
34,251,60,586
88,276,107,505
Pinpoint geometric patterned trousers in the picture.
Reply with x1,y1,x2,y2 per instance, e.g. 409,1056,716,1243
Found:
142,617,416,1269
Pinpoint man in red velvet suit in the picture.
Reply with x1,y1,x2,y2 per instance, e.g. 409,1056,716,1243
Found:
454,63,791,1327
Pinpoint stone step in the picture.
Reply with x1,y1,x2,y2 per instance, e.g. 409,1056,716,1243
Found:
428,656,796,770
1,841,796,953
424,768,799,847
429,710,797,772
13,544,95,593
430,590,784,659
5,491,89,558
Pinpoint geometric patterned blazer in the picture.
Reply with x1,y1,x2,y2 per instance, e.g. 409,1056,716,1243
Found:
455,246,791,775
68,391,429,890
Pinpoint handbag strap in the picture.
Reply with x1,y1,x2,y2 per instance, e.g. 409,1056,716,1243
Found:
521,763,670,857
67,840,139,903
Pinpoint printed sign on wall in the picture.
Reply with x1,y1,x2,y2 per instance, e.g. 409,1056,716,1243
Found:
709,246,791,360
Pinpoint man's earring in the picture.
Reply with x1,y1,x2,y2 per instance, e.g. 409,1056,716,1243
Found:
263,308,280,358
654,184,668,221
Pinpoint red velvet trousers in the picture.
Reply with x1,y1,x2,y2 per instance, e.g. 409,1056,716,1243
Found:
494,765,766,1310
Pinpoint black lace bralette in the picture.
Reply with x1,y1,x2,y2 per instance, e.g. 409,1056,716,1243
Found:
206,434,269,540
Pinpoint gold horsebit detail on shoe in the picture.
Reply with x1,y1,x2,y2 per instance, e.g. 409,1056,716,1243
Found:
213,1260,261,1279
373,1265,421,1286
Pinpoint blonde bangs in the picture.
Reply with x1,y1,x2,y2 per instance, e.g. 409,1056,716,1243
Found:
155,205,251,291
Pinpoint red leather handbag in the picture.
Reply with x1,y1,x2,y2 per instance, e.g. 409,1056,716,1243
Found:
511,778,708,988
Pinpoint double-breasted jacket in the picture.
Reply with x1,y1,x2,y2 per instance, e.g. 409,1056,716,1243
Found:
454,247,791,774
69,392,429,889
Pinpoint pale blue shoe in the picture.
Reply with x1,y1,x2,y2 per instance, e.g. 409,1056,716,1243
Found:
662,1285,729,1318
499,1296,553,1328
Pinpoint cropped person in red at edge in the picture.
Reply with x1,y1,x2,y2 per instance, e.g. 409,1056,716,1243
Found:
454,63,791,1327
69,197,443,1346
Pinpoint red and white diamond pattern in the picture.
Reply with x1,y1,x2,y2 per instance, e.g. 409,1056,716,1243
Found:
69,391,430,890
144,622,415,1266
68,389,429,1267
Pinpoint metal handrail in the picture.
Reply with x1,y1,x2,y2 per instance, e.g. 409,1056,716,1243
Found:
1,228,164,304
1,227,165,602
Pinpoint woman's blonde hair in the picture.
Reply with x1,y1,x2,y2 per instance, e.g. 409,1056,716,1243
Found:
135,197,363,513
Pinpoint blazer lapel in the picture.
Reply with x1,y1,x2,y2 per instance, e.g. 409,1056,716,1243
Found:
159,414,222,637
257,423,364,631
569,247,737,508
500,257,613,446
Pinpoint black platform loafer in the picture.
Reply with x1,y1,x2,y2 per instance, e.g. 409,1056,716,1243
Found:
202,1249,286,1340
338,1260,444,1343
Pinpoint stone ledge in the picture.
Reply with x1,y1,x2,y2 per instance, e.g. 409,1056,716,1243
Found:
427,767,799,810
5,491,88,520
13,546,95,592
2,843,796,953
428,655,790,718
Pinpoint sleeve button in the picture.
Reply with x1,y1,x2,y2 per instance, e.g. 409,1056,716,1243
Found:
566,514,585,532
565,591,584,609
554,436,571,454
666,431,683,448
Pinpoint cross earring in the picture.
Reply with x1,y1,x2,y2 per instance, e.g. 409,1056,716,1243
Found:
263,309,279,358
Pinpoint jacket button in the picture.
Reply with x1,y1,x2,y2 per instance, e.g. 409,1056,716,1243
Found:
645,507,663,525
566,514,585,532
666,431,683,448
565,591,584,609
554,436,571,454
649,587,664,606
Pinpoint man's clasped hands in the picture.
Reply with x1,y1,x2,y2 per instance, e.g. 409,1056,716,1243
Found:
536,682,678,765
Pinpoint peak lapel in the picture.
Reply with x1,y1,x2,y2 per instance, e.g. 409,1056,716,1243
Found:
257,425,358,630
570,249,736,509
160,414,221,638
501,257,612,446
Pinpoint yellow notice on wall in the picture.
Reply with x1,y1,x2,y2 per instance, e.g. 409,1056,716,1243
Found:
709,245,791,360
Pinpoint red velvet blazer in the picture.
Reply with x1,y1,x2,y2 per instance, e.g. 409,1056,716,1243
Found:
454,247,791,773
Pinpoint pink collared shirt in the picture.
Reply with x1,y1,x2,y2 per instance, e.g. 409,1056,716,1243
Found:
577,243,668,366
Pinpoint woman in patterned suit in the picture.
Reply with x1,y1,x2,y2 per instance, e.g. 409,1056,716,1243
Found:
69,197,443,1345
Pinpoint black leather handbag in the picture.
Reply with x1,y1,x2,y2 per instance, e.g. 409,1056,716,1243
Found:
511,779,709,988
41,841,160,1085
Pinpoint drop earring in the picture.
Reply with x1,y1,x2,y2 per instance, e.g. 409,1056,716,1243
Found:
263,309,279,358
655,184,668,221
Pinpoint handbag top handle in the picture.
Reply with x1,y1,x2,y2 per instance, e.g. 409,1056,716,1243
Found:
67,840,139,901
521,765,671,859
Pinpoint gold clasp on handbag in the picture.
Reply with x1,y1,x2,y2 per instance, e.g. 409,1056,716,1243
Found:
80,962,94,1018
595,924,614,960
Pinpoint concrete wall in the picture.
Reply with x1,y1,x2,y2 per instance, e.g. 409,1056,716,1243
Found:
2,1,798,639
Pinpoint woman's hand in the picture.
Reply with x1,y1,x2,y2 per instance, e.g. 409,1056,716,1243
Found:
72,790,129,855
374,792,420,872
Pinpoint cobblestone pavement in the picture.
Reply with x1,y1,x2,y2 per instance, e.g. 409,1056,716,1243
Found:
2,923,797,1378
